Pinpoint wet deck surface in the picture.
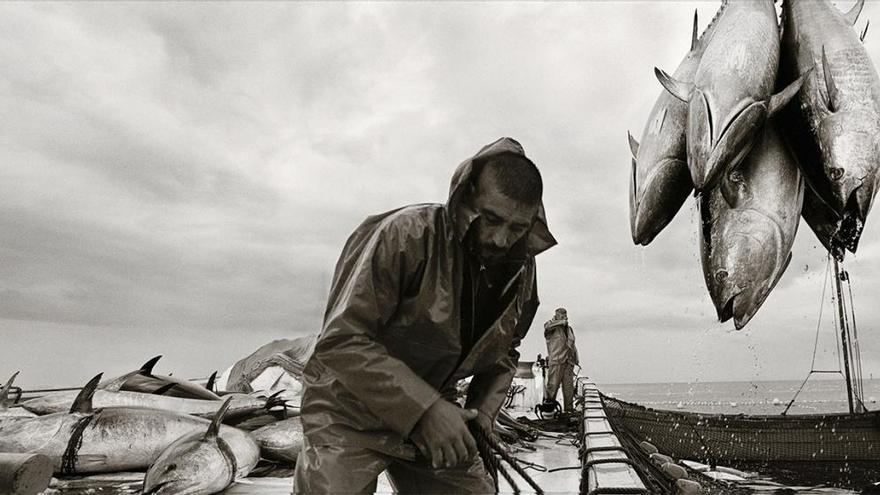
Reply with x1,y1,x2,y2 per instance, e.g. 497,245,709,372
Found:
43,437,582,494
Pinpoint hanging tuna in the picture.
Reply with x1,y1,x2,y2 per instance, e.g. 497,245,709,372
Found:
655,0,808,191
778,0,880,258
699,120,804,329
627,11,703,245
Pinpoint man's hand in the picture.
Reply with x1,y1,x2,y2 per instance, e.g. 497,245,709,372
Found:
474,410,500,444
411,400,479,469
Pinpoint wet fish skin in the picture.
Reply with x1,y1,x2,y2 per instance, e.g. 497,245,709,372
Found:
658,1,804,191
699,121,804,329
250,416,304,464
0,406,248,474
21,389,280,419
120,356,221,400
143,398,260,495
629,11,703,245
780,0,880,253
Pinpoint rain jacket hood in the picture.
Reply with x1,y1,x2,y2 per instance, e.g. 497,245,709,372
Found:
446,137,557,257
299,137,555,461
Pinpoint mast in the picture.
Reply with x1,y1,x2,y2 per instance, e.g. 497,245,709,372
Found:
833,258,856,414
833,257,865,414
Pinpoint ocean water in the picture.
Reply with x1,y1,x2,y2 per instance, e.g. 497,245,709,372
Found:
600,379,880,494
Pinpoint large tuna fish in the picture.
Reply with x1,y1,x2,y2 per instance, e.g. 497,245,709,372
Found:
142,398,260,495
779,0,880,256
628,12,702,245
0,375,257,475
657,0,808,191
117,356,221,400
250,416,304,464
20,381,283,419
699,120,804,329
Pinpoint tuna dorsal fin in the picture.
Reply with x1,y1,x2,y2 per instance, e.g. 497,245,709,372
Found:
821,47,840,112
690,10,699,51
206,397,234,439
99,370,141,392
768,67,813,116
844,0,865,26
654,67,693,103
206,371,218,393
0,372,20,408
861,21,870,42
627,131,640,159
71,373,103,414
140,355,162,376
152,383,177,395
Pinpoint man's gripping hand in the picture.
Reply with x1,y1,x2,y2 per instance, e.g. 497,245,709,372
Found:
411,399,479,469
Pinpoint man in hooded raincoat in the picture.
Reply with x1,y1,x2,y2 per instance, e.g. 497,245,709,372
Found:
543,307,579,412
293,137,556,493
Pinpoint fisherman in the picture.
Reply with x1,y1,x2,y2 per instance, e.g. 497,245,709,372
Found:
543,307,579,412
293,137,556,493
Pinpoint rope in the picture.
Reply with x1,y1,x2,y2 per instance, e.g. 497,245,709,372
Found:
471,422,545,494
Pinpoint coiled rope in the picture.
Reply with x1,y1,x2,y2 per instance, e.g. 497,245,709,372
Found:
470,422,545,494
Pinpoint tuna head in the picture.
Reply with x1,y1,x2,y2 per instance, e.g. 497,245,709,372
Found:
816,109,880,222
143,398,237,495
702,207,792,330
142,437,234,495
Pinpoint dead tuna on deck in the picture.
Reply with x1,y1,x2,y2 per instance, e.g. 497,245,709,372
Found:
118,356,221,400
628,11,703,245
656,0,808,191
0,374,257,475
699,121,804,329
779,0,880,257
250,416,304,464
142,397,260,495
20,373,284,419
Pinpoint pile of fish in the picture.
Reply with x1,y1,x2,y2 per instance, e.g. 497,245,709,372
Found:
0,361,304,495
629,0,880,329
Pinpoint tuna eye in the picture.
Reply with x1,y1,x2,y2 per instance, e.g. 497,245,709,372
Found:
715,270,729,283
729,170,744,183
829,167,845,181
165,464,177,472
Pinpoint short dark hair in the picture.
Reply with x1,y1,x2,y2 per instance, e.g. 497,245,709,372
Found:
478,153,543,205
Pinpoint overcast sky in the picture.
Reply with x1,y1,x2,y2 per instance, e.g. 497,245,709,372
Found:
2,1,879,390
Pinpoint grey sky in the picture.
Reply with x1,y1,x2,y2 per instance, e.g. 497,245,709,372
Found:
2,2,878,388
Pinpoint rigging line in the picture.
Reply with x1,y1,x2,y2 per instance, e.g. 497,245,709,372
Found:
810,256,832,370
845,271,867,409
839,268,863,407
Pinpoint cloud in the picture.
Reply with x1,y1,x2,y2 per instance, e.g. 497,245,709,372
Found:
2,1,879,385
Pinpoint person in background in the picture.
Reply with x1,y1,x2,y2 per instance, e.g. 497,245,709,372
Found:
543,307,579,412
293,137,556,493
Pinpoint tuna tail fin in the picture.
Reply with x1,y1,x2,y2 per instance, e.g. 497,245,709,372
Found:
71,374,103,414
627,131,640,158
206,397,234,439
0,371,20,409
768,67,813,116
654,67,693,103
206,371,218,393
844,0,865,26
99,370,141,392
140,355,162,376
861,21,870,43
690,10,699,51
152,383,177,395
821,47,841,112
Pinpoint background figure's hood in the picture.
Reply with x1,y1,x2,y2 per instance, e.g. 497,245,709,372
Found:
446,137,557,256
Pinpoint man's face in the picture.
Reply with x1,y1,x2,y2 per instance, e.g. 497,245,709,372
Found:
555,309,567,320
468,169,539,264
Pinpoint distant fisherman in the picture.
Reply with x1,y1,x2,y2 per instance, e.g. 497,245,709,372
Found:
294,138,556,493
543,307,579,412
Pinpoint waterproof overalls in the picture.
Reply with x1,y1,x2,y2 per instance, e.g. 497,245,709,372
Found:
294,137,556,493
543,317,579,412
